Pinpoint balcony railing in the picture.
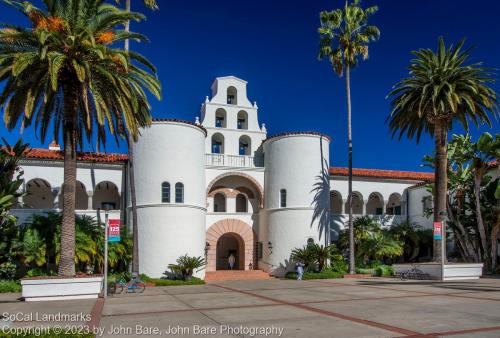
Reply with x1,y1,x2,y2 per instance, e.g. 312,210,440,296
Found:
205,153,264,168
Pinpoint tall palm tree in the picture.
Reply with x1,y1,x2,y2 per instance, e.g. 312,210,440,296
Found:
387,37,497,264
318,0,379,274
117,0,158,275
1,0,161,276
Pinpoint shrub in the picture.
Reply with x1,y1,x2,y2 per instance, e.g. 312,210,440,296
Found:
374,265,394,277
0,280,21,293
330,254,348,274
0,261,16,280
149,277,205,286
285,270,343,280
166,255,206,280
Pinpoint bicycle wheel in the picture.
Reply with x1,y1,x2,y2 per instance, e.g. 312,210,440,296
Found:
107,282,116,294
115,283,124,294
135,282,146,293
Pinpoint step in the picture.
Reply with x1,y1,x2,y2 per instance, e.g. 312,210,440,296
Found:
205,270,272,283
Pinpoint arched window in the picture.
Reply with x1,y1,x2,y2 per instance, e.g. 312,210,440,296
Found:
93,181,120,210
236,194,247,212
366,192,383,215
330,191,342,214
345,192,363,215
386,193,402,215
239,135,251,156
237,110,248,129
215,108,227,128
213,193,226,212
175,183,184,203
211,133,225,154
280,189,287,208
23,178,54,209
161,182,170,203
227,86,237,104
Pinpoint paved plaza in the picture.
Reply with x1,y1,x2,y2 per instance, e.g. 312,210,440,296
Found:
1,277,500,337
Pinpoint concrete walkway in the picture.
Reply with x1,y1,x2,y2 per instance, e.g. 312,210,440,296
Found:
1,277,499,337
98,277,500,337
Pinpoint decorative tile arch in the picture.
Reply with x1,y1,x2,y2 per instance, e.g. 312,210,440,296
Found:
206,219,256,271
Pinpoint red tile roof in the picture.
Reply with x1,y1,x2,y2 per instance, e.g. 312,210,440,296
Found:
152,118,207,135
21,148,128,163
329,167,434,181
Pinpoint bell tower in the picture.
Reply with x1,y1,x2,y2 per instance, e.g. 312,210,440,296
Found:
201,76,267,157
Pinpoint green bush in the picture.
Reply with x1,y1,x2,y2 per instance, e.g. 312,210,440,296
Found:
0,262,16,280
285,270,343,280
149,277,205,286
330,254,348,274
355,265,393,277
0,280,21,293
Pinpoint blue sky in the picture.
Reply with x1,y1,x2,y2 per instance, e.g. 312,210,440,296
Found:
1,0,499,171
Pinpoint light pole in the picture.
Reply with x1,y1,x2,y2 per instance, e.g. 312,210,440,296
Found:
102,203,113,298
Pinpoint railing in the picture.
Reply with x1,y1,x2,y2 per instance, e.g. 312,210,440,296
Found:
205,153,264,168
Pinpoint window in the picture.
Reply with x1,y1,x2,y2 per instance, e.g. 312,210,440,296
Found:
236,194,247,212
215,108,227,128
280,189,287,208
237,111,248,129
257,242,263,259
239,135,251,156
175,183,184,203
161,182,170,203
213,193,226,212
211,133,224,154
307,238,315,246
215,116,224,128
227,86,237,104
422,196,432,213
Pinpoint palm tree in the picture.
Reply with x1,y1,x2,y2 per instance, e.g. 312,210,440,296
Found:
387,37,497,263
1,0,161,277
118,0,158,278
318,0,380,274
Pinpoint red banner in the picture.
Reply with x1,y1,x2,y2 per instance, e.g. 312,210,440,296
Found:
433,221,442,240
108,219,120,242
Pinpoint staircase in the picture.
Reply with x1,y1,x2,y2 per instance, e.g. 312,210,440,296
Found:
205,270,273,283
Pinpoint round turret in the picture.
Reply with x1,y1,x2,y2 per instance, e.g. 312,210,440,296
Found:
132,119,207,278
262,132,330,276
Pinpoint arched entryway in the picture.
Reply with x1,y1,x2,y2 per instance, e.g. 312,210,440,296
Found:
216,233,244,270
206,219,255,271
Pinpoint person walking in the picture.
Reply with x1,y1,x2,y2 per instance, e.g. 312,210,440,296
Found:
295,261,305,280
228,253,236,270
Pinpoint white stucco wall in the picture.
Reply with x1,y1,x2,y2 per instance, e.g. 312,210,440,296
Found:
132,120,207,278
262,134,330,275
408,185,433,229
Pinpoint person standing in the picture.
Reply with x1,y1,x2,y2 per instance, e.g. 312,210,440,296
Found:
296,261,305,280
228,253,236,270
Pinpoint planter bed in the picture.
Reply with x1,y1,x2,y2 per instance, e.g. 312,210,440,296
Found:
21,275,103,302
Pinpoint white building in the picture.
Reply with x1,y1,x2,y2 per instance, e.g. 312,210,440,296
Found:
11,76,437,278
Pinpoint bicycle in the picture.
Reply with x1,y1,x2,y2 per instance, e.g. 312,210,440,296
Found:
108,274,146,294
399,265,430,280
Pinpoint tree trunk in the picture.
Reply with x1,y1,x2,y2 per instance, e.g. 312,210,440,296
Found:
345,64,355,274
124,0,139,274
491,219,499,272
58,82,78,277
474,170,489,270
433,121,448,263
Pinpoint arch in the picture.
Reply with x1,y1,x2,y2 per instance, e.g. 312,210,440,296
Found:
211,133,225,154
175,182,184,203
23,178,54,209
206,172,264,208
227,86,237,104
330,190,342,214
93,181,120,210
206,219,255,271
366,192,384,215
344,191,364,215
235,194,247,212
238,135,251,156
237,110,248,129
213,192,226,212
215,108,227,128
386,193,403,215
161,182,170,203
58,181,88,210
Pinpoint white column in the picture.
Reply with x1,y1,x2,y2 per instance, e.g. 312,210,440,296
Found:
227,197,236,213
87,191,94,210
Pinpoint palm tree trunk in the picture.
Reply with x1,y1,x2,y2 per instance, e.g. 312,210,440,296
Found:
124,0,140,274
345,63,355,274
491,219,499,272
433,121,447,263
58,82,78,277
474,170,489,270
